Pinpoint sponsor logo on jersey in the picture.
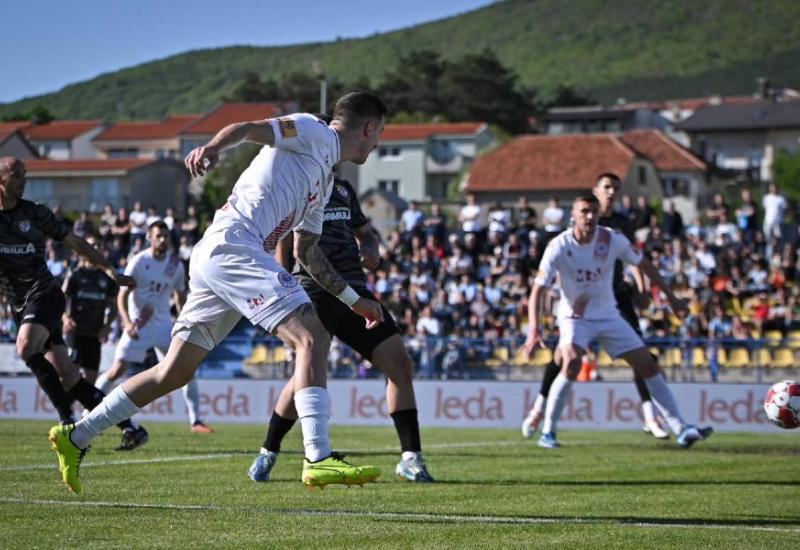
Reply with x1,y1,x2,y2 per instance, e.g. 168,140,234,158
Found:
0,243,36,254
594,227,611,260
76,290,107,301
323,207,351,222
278,272,298,288
336,184,348,198
246,293,266,310
278,118,297,138
18,220,31,233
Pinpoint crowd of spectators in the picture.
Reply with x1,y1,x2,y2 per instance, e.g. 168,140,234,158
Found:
2,184,798,380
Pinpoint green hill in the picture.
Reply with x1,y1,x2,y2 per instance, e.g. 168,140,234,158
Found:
3,0,800,120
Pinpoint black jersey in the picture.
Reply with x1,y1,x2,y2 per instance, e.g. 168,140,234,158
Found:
294,179,369,292
64,267,117,335
0,199,69,309
599,211,636,296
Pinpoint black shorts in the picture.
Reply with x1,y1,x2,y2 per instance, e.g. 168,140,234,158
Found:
66,333,102,371
308,285,399,361
13,285,66,349
614,285,643,337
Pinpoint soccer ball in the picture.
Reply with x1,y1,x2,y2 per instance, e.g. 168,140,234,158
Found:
763,380,800,429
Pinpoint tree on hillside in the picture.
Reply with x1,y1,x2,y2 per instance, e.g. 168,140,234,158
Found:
225,72,281,102
537,84,596,110
0,105,55,123
377,50,448,118
438,49,534,134
773,149,800,202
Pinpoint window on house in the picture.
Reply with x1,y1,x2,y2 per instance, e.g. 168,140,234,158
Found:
25,179,54,204
638,166,647,186
378,180,400,194
378,146,402,159
107,148,138,159
90,178,122,211
664,178,690,197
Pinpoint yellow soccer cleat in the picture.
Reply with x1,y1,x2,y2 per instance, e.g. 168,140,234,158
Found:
48,424,88,494
301,452,380,489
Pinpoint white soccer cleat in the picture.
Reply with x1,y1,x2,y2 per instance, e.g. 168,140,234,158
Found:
643,420,670,440
521,411,543,438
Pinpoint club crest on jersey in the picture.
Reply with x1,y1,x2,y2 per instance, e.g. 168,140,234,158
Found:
246,293,266,310
594,228,611,260
336,184,348,198
278,118,297,138
18,220,30,233
278,272,298,288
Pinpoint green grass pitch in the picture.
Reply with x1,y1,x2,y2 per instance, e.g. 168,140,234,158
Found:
0,419,798,548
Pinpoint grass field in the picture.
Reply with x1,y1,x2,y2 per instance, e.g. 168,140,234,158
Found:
1,419,798,548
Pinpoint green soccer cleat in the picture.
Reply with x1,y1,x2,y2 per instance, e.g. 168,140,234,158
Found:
48,424,88,494
301,452,381,489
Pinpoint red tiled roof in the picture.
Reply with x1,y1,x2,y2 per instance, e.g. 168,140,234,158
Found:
620,130,706,171
24,120,102,140
381,122,486,141
180,103,289,136
94,115,201,141
0,121,33,134
467,134,636,192
24,159,154,173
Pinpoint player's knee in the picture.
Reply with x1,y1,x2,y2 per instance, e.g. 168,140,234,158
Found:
387,351,415,386
16,339,41,361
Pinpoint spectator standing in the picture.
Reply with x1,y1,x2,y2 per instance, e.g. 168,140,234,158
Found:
542,197,564,240
400,200,425,239
762,183,787,240
736,188,759,241
180,204,200,243
661,201,684,239
129,201,147,238
111,207,131,251
459,194,484,242
72,211,95,239
98,204,116,242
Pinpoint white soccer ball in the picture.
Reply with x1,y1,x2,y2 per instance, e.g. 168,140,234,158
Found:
763,380,800,429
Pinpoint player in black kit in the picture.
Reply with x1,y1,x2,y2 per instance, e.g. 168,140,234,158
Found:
63,235,118,384
0,157,145,447
521,173,672,440
248,176,434,483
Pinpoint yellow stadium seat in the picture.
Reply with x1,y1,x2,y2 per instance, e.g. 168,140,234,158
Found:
272,346,287,363
755,348,772,369
486,347,510,368
787,331,800,348
245,344,269,366
723,347,750,369
691,347,707,369
530,347,553,367
597,349,614,368
764,330,783,344
772,347,795,369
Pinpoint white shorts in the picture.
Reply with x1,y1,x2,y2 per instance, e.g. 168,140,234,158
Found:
172,225,310,351
114,322,172,364
557,316,644,358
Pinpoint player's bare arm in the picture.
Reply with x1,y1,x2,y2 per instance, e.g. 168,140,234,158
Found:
275,233,295,272
522,283,546,357
637,257,688,316
62,233,136,289
354,223,380,271
294,229,384,328
172,290,187,315
116,286,138,340
185,120,275,177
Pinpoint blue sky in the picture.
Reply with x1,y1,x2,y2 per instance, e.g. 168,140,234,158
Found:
1,0,493,103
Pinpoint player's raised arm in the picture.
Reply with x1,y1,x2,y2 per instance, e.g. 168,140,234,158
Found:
184,120,276,177
636,257,688,317
294,228,383,328
62,233,136,289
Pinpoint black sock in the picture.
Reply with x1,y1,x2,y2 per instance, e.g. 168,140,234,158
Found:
540,360,560,399
263,412,296,453
390,408,421,453
26,352,75,424
634,371,652,402
69,378,135,431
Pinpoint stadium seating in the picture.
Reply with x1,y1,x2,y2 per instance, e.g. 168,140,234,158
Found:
722,347,750,369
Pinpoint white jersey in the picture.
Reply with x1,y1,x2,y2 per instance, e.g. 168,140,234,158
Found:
208,113,340,252
535,226,642,320
124,249,186,328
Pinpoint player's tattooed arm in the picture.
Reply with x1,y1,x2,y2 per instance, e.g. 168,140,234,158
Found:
294,229,348,296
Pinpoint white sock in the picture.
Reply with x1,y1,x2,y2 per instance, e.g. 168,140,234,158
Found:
71,386,141,449
260,447,277,457
542,374,572,435
644,373,685,435
182,377,201,425
294,387,331,462
530,394,546,417
641,400,657,424
402,451,420,462
95,371,116,394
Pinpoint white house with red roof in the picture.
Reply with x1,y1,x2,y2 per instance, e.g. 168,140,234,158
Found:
92,115,201,160
3,120,105,160
351,122,493,200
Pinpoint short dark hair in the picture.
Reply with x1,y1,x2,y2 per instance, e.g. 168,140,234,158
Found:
574,194,600,205
148,220,169,232
595,172,622,185
332,91,387,124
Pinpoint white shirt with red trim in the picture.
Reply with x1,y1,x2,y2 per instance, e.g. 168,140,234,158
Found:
534,226,642,320
124,250,186,328
208,113,340,253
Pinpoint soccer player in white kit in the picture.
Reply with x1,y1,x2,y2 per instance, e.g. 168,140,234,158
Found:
49,91,387,493
96,220,212,439
522,194,712,449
